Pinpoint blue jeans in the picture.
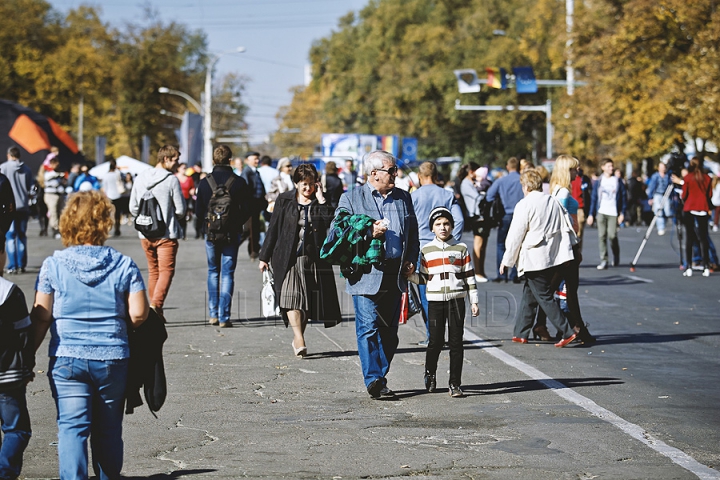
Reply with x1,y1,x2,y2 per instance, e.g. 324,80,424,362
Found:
352,275,402,389
205,238,240,323
496,214,517,280
5,212,28,270
49,356,129,480
653,193,673,232
0,386,31,479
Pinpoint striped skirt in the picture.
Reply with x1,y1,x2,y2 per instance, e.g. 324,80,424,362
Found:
280,255,319,314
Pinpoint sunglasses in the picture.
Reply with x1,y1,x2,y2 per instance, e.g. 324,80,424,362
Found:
375,166,398,176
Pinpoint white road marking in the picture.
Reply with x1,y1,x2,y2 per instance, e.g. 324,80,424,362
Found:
464,329,720,480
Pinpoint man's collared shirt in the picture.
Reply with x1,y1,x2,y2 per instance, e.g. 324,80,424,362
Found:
367,182,403,259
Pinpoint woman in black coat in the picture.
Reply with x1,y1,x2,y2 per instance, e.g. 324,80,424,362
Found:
258,164,341,358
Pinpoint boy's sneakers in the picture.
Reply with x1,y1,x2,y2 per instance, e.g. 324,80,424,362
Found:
449,385,464,398
424,371,436,393
683,268,693,277
702,268,710,277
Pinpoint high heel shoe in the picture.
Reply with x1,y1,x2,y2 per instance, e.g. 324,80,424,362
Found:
532,326,552,341
555,333,577,348
292,340,307,358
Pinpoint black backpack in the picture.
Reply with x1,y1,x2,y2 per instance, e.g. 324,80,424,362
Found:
478,194,505,229
205,175,236,243
134,175,170,239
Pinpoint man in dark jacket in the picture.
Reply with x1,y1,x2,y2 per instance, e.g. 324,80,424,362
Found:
240,151,267,259
0,276,33,479
323,161,344,208
0,147,33,274
196,145,252,327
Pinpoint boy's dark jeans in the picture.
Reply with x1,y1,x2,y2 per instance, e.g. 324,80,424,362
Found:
426,299,466,387
0,385,31,479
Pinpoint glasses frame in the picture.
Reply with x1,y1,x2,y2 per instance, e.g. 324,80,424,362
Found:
375,166,399,176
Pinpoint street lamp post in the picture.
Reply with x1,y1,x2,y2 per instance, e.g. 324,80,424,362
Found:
203,46,245,173
157,87,202,114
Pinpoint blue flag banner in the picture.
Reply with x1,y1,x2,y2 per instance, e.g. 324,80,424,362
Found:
401,137,418,163
513,66,538,94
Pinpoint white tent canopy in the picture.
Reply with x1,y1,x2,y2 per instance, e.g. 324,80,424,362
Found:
89,155,153,178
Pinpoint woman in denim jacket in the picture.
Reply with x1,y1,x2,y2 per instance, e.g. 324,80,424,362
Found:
31,191,149,480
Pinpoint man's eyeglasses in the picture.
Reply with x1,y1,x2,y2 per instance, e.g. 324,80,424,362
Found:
375,166,398,176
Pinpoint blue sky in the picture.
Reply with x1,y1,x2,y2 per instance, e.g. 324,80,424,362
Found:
47,0,370,142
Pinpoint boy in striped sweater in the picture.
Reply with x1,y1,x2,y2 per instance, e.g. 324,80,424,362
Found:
408,207,479,397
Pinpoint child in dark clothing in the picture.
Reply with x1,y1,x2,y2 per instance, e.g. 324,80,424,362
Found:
0,277,33,479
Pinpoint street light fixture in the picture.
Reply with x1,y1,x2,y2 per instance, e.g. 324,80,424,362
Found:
157,87,202,114
203,46,246,173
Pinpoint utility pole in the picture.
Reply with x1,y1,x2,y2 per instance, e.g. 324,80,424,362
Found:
78,95,84,152
566,0,575,96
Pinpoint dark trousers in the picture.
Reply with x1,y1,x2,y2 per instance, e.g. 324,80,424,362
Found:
426,299,465,386
496,214,517,280
515,267,574,340
683,212,710,268
242,213,262,257
534,250,584,331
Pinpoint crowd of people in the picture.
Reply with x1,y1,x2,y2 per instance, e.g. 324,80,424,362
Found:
0,143,718,478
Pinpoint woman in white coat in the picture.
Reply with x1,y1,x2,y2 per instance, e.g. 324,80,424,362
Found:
500,169,578,347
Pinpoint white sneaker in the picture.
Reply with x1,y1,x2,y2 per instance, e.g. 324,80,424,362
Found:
596,261,608,270
683,268,693,277
702,268,710,277
658,229,666,236
713,225,719,232
474,274,489,283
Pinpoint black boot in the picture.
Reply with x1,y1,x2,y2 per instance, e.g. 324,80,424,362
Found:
424,370,436,393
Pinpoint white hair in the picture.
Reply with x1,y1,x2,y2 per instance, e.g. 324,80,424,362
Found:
363,150,396,176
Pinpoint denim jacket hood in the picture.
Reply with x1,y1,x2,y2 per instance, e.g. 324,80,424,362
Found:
52,245,124,287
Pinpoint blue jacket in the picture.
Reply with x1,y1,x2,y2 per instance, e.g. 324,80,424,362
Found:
411,184,464,245
589,176,627,217
334,184,419,296
646,172,670,198
485,171,524,215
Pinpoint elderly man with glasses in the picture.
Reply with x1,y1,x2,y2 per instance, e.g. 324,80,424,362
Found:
332,150,419,399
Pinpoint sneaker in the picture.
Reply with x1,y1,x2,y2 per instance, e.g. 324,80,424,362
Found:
702,268,710,277
417,339,429,347
424,371,436,393
208,317,219,326
219,320,233,328
474,274,489,283
449,385,464,398
596,261,608,270
658,229,666,236
3,268,17,275
713,224,719,232
683,268,693,277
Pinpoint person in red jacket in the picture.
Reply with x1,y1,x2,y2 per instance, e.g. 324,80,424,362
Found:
681,157,713,277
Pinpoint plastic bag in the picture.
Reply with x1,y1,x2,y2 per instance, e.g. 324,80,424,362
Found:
261,270,279,317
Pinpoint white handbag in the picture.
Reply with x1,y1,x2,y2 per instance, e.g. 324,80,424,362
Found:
261,270,279,317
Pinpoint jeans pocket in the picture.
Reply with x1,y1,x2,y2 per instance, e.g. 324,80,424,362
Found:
49,356,75,381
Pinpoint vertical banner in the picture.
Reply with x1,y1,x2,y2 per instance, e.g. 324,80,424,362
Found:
379,135,399,158
513,66,538,94
95,136,106,165
180,112,204,167
401,137,418,166
141,135,150,164
486,67,507,89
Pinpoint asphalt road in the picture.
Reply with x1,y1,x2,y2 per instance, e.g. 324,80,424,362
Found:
10,218,720,479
